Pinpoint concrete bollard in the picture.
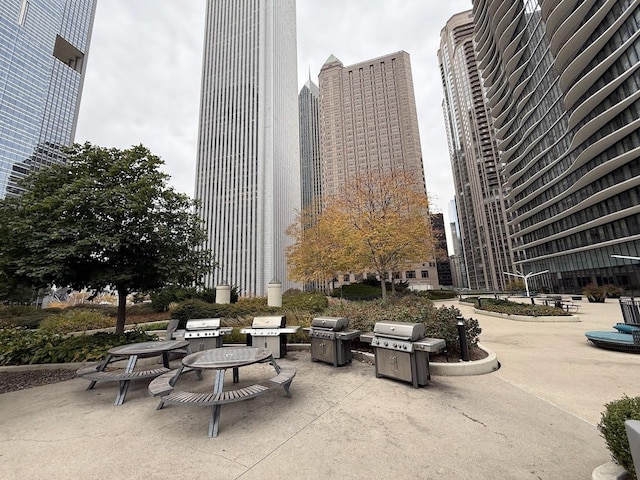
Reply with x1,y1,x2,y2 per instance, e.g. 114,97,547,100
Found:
267,279,282,307
215,284,231,304
625,420,640,476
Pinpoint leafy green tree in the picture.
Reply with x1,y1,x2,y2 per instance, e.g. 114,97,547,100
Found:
0,143,214,333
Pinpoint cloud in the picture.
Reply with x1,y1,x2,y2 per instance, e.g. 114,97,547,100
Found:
76,0,472,238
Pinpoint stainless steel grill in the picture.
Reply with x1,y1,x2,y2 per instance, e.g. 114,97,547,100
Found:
367,321,445,388
304,316,361,367
183,318,233,351
239,316,299,358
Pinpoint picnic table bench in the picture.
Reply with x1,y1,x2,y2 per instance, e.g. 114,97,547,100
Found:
76,340,189,405
150,365,297,406
151,347,296,437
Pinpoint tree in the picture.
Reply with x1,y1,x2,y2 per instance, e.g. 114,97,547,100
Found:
0,143,214,333
286,204,352,291
287,171,435,299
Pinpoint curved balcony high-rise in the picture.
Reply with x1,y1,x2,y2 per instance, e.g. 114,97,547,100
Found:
473,0,640,293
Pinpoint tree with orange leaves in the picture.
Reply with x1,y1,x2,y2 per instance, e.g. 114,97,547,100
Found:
287,170,434,299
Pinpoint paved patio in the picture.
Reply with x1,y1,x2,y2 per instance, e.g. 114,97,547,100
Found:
0,297,638,479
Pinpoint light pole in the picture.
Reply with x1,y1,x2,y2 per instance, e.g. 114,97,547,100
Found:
612,255,640,261
503,270,549,297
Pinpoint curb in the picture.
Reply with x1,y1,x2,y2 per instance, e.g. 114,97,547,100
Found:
429,343,499,376
592,462,630,480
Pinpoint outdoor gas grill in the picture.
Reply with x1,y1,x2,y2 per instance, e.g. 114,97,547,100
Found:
365,321,445,388
303,317,361,367
183,318,233,351
239,316,299,358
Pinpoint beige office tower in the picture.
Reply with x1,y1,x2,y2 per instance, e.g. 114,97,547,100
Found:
318,51,438,289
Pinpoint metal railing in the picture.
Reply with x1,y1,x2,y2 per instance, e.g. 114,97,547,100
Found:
619,298,640,325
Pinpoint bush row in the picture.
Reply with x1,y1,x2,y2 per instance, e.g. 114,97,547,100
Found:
1,292,475,363
324,295,479,355
0,327,156,365
460,297,571,317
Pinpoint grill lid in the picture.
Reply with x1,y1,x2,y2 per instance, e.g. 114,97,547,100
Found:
251,316,286,328
373,321,425,341
311,316,349,331
186,318,221,330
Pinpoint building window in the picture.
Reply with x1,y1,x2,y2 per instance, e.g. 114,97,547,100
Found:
406,270,416,279
393,272,401,279
421,270,429,278
343,274,350,282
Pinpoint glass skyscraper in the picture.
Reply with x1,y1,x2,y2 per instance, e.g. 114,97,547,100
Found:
473,0,640,293
0,0,96,198
195,0,301,296
298,77,322,216
439,11,514,291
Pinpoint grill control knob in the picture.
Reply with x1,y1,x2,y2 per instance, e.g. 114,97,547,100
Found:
403,345,407,350
384,341,388,347
393,343,397,348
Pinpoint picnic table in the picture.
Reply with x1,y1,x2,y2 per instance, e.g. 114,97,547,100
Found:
77,340,190,405
152,346,296,437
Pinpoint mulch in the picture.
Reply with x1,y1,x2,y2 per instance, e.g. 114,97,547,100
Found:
0,369,78,394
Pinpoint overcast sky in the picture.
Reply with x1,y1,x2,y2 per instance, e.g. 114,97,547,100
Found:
75,0,473,250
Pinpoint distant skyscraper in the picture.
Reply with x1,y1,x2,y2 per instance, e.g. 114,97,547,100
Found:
194,0,301,296
298,77,322,215
439,10,514,291
319,51,438,288
474,0,640,294
431,213,453,287
448,199,466,288
0,0,96,198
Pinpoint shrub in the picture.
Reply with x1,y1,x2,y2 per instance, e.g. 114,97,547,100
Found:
0,305,61,329
330,283,381,300
150,286,239,311
420,290,458,300
583,283,607,302
39,309,114,334
461,297,571,316
0,327,156,365
599,395,640,479
605,285,624,298
323,296,480,354
282,292,328,312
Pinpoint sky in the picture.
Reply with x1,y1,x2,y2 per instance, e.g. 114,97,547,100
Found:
75,0,473,251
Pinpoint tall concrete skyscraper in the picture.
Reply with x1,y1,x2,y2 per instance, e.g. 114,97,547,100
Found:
318,51,438,288
298,77,322,216
0,0,96,198
473,0,640,294
195,0,301,296
439,11,514,291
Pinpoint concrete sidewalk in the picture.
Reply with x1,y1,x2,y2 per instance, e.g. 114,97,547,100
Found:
1,298,638,479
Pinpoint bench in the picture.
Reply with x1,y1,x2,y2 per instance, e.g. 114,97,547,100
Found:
80,367,170,405
269,367,296,398
158,384,268,409
561,302,580,313
81,367,171,384
148,367,202,399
